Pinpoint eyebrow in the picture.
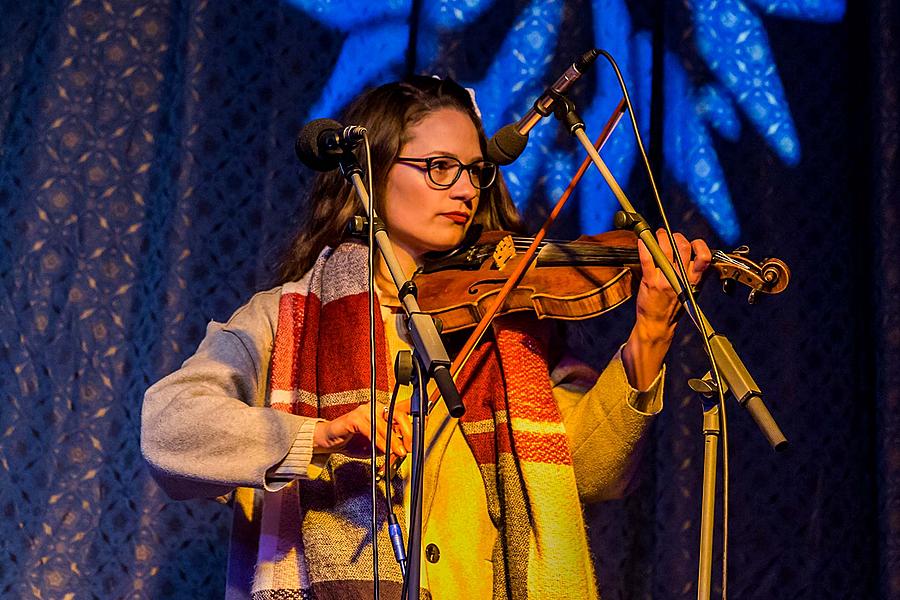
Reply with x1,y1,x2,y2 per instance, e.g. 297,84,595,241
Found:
422,151,485,162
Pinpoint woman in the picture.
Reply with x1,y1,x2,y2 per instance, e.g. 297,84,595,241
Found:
141,76,711,600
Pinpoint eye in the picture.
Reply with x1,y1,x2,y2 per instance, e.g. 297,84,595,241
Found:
429,157,456,172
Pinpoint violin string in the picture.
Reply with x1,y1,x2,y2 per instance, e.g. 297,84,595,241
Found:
508,239,739,270
711,250,738,266
507,238,641,263
509,238,638,252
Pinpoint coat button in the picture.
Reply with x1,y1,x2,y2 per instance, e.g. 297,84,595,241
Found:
425,543,441,563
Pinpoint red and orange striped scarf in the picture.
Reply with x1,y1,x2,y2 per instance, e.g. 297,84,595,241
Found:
252,241,598,600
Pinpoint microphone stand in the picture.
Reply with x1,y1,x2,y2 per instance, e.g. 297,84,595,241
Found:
405,359,427,600
333,147,461,600
548,91,787,599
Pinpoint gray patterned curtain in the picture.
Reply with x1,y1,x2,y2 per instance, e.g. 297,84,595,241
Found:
0,1,894,598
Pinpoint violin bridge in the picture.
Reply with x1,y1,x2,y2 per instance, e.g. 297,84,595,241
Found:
492,235,516,271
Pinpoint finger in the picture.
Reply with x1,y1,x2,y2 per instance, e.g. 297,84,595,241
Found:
673,233,692,267
394,414,414,453
672,234,693,291
656,228,675,261
382,402,414,453
689,238,712,281
394,398,413,416
388,433,407,459
394,421,412,452
373,427,402,460
351,404,380,445
393,399,417,453
376,418,408,459
334,410,377,457
345,409,374,440
637,237,657,280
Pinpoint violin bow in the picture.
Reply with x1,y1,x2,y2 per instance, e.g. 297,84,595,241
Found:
431,98,629,410
379,100,629,481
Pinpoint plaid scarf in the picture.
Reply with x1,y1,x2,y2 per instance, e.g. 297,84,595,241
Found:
250,241,598,600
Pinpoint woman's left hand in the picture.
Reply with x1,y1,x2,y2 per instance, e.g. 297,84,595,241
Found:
622,229,712,390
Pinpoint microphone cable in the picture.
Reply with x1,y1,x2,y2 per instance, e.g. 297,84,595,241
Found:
384,357,410,582
400,358,426,600
594,48,730,599
363,133,383,600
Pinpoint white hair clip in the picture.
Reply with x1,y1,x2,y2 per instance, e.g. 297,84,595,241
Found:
466,86,482,119
430,74,482,119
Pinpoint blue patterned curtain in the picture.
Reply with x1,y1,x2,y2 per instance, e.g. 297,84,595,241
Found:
0,0,893,598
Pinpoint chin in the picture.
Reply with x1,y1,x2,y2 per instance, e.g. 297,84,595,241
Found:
428,231,469,253
395,224,471,261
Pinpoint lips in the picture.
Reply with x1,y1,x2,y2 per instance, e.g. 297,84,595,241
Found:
440,211,470,224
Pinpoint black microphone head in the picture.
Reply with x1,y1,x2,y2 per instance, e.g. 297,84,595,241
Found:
486,123,529,165
295,118,343,171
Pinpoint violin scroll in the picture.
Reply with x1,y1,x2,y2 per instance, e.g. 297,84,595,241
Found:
713,246,790,304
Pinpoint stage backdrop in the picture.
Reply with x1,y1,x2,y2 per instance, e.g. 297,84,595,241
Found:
0,0,896,598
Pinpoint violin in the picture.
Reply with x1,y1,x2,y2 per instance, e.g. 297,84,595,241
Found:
413,228,790,334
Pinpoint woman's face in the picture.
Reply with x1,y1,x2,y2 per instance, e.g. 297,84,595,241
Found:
383,108,483,263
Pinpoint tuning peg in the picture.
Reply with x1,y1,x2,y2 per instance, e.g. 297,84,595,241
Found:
722,278,736,295
747,289,760,304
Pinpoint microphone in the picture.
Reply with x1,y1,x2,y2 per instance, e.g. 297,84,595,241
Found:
487,48,600,165
295,118,367,171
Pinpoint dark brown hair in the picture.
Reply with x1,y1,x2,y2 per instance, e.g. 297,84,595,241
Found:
277,75,523,283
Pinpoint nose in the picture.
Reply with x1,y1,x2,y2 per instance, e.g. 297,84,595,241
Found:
448,168,477,204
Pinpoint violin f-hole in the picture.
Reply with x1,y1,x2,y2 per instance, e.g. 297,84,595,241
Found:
468,279,509,295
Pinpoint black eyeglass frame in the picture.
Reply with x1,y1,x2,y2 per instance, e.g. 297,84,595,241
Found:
395,155,498,190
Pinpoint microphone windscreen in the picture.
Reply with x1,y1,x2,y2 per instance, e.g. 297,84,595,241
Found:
486,124,529,165
295,118,343,171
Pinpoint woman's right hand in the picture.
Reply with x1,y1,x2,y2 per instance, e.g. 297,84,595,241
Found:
312,401,414,462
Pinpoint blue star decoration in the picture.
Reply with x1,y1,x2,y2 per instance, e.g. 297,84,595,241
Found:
287,0,845,244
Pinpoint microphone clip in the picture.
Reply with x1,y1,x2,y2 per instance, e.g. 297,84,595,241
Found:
548,90,585,134
320,125,367,156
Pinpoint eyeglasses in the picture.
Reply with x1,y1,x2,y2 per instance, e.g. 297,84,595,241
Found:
395,156,498,190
